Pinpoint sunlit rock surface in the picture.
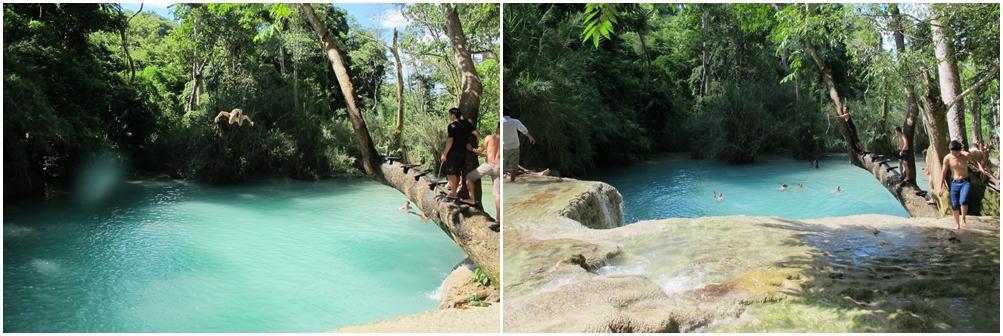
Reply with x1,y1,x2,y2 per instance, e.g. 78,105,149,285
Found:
503,175,1000,332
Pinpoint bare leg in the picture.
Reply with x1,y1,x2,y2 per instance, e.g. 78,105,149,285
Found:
238,115,254,126
961,205,968,229
461,178,479,205
952,210,961,230
446,175,459,198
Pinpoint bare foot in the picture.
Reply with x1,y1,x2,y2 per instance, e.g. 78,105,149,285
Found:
458,198,478,206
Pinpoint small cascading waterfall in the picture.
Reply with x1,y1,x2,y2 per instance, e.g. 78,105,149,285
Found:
594,190,617,229
557,182,625,229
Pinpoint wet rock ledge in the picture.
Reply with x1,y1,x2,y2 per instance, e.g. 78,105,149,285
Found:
503,175,1000,333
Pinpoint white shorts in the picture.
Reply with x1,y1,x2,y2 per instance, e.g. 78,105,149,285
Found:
467,162,500,197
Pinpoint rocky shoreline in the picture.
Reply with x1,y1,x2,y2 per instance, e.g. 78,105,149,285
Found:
504,175,1000,332
335,259,500,332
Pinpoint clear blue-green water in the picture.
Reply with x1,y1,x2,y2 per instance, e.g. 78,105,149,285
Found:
3,178,465,332
595,155,920,222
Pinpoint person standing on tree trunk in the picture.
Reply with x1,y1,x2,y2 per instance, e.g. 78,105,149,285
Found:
895,126,912,183
939,140,972,231
502,108,535,182
836,106,863,153
469,125,501,222
441,108,476,204
459,113,481,204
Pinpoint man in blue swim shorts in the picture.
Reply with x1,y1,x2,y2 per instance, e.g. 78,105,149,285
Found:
938,140,973,230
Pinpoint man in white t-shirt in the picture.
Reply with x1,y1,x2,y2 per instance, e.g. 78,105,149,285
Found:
501,108,535,180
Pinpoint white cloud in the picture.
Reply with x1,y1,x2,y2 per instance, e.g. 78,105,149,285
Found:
380,9,410,29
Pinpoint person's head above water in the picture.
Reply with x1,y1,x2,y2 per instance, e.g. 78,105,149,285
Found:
950,139,962,152
448,107,461,121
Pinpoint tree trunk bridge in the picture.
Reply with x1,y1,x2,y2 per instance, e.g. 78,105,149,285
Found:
379,156,500,285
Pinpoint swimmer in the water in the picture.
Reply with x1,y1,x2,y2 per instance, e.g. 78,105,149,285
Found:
713,190,725,202
834,185,842,193
796,183,805,192
399,201,430,222
779,183,789,192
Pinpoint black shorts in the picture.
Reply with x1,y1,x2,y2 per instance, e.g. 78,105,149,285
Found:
445,152,466,177
895,150,914,161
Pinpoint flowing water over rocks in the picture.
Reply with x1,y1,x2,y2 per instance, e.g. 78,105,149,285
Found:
503,175,999,332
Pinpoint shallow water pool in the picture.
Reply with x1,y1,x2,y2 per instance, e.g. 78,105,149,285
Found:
595,155,922,221
3,178,465,332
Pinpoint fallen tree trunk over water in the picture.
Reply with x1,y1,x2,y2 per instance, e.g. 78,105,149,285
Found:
853,152,940,217
379,158,500,285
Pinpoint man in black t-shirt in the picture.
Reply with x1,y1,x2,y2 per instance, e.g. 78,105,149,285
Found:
440,108,476,203
459,115,482,203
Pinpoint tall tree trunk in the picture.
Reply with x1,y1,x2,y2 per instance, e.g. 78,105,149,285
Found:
805,41,858,164
891,4,919,182
391,29,405,146
879,93,889,136
442,3,484,204
806,41,938,217
301,4,498,283
293,63,299,114
301,3,381,179
700,9,710,97
187,60,207,112
918,70,952,195
638,31,651,72
118,4,142,83
441,4,482,122
931,15,968,147
970,89,983,145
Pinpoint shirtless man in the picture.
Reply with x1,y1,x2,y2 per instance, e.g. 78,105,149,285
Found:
468,125,501,219
939,140,973,230
894,126,911,182
213,108,255,126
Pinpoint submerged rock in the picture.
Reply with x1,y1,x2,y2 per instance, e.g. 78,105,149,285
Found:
504,175,1000,333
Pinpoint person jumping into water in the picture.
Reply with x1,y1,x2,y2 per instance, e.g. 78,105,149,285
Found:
399,201,430,222
213,108,255,126
939,140,973,230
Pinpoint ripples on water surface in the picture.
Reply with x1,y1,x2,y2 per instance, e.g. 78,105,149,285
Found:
4,178,465,332
595,155,922,221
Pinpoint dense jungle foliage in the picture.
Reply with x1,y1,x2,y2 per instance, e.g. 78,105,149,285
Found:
504,4,998,177
4,3,499,199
